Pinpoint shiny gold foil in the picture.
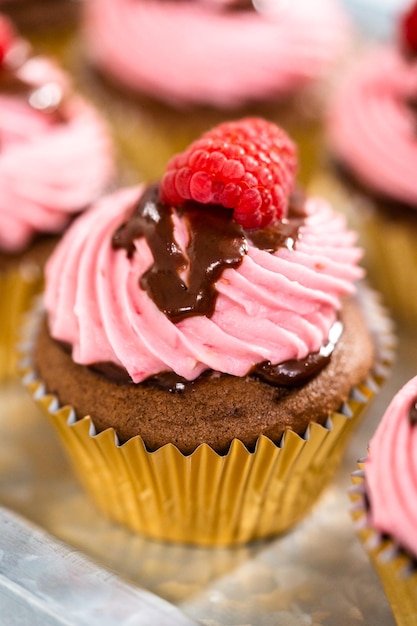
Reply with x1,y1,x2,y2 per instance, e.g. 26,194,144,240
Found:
20,380,388,545
0,263,43,382
351,464,417,626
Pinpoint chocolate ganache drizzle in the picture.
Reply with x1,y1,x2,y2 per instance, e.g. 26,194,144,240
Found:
112,183,248,323
108,184,343,391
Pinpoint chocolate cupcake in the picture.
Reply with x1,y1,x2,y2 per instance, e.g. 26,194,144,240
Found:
21,118,393,545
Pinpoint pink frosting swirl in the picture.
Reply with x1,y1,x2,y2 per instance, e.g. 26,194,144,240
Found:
327,46,417,207
0,54,114,253
365,376,417,558
82,0,350,107
45,185,364,383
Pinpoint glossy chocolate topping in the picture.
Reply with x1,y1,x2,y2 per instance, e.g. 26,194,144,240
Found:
253,320,343,387
112,184,248,322
112,184,306,322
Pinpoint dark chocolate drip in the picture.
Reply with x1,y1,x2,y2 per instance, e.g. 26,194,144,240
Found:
253,353,331,387
252,320,343,387
143,371,189,393
248,218,302,252
409,399,417,425
112,184,306,322
104,183,334,391
112,184,248,322
239,190,306,252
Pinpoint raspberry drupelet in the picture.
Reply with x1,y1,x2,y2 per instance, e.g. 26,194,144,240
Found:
160,117,297,230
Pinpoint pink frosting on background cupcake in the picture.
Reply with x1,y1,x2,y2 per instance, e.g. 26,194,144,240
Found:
327,46,417,207
82,0,351,108
365,376,417,558
0,17,114,253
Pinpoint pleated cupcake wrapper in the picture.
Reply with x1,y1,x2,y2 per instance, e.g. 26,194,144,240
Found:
0,262,43,382
350,464,417,626
19,286,394,546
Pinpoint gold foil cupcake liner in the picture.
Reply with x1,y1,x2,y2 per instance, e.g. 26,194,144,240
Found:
19,287,394,546
0,262,43,382
350,464,417,626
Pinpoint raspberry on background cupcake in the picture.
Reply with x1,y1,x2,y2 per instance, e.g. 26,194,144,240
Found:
0,14,114,381
350,376,417,626
21,117,393,546
326,1,417,326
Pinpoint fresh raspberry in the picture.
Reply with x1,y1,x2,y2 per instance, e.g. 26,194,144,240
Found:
401,1,417,56
0,16,15,66
160,117,297,230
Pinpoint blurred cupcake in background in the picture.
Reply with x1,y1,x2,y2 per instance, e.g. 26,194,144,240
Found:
351,376,417,626
0,13,114,381
79,0,352,185
326,1,417,325
83,0,350,110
